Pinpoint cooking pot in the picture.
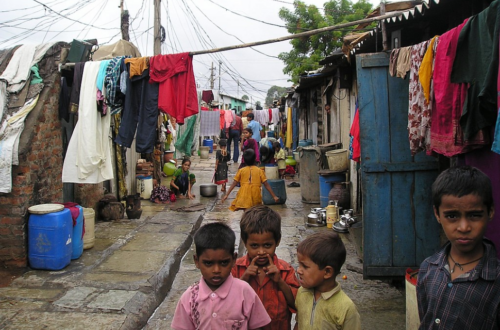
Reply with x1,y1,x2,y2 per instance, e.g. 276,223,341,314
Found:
199,183,217,197
306,208,326,227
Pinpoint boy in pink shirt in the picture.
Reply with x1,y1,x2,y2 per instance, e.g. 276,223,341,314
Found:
171,222,271,330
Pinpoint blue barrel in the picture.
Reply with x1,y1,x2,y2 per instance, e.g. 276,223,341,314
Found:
203,139,214,153
267,131,275,138
28,208,72,270
71,205,84,260
319,173,344,207
262,179,287,205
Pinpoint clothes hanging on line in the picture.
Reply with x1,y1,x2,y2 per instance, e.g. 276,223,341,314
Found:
149,52,198,125
199,110,220,137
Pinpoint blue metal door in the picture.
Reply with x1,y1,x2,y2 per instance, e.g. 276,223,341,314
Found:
356,52,441,278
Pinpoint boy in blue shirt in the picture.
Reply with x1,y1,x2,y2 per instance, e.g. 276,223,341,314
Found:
417,166,500,329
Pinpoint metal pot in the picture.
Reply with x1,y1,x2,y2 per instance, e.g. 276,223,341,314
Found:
199,184,217,197
306,209,326,227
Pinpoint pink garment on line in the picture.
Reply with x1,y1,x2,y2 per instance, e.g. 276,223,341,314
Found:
149,53,198,125
429,19,489,157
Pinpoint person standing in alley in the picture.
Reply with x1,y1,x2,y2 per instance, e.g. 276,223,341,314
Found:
246,112,262,144
232,205,299,330
228,112,243,164
417,166,500,330
295,231,361,330
171,222,271,329
221,149,279,211
214,139,230,192
240,127,260,169
274,142,286,179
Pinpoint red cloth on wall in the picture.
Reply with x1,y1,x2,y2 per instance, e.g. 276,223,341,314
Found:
350,109,360,162
149,53,198,125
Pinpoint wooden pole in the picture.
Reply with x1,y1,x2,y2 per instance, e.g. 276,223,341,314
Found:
189,11,403,56
210,62,214,89
154,0,161,55
380,1,388,51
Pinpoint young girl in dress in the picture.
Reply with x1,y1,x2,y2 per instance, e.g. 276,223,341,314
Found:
170,158,196,199
214,139,230,192
221,149,279,211
239,127,259,169
274,142,286,179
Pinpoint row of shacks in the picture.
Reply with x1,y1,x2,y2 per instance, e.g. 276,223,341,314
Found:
287,0,499,278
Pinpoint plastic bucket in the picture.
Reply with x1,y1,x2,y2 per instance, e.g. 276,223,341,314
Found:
326,149,349,172
137,175,153,199
199,146,210,159
71,205,84,260
202,139,214,153
406,268,419,330
83,208,95,250
28,208,72,270
265,164,279,180
319,173,344,207
262,179,287,205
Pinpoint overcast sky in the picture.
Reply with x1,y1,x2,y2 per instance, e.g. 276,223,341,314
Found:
0,0,380,105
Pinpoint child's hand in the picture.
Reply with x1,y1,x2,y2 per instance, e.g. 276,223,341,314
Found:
241,256,259,282
273,196,280,203
221,195,227,203
263,254,281,283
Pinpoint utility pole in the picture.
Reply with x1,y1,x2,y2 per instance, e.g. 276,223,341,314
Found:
237,80,239,97
120,0,129,41
380,0,388,51
218,60,222,92
210,62,214,89
154,0,161,55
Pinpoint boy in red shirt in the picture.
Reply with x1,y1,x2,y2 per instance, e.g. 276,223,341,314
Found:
232,205,300,330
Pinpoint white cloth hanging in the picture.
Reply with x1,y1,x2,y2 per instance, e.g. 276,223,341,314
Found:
62,61,114,183
0,96,39,193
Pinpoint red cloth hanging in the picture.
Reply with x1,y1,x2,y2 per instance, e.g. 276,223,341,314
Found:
350,109,360,163
149,53,198,125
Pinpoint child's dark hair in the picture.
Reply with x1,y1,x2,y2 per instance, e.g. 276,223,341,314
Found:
243,127,253,135
243,149,256,165
432,166,494,213
297,231,346,276
273,142,281,150
194,222,235,257
247,113,254,120
181,157,191,166
240,205,281,243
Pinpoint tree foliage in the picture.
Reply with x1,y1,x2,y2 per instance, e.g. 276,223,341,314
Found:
278,0,373,83
241,95,249,101
265,86,288,107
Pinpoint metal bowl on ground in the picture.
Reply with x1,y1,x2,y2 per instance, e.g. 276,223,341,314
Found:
199,183,217,197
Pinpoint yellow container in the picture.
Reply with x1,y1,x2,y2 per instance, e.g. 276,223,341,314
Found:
326,204,338,229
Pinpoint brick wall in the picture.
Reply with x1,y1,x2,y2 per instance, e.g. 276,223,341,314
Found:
0,45,105,268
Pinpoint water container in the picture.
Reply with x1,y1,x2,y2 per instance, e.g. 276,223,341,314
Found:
267,131,275,138
28,207,72,270
319,173,344,207
298,147,320,203
71,205,84,259
83,208,95,250
262,179,287,205
202,138,214,153
264,164,279,180
137,175,153,199
285,156,297,167
199,146,210,159
163,160,176,176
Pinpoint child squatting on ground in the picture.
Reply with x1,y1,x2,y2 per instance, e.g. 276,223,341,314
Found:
221,149,279,211
232,205,300,330
417,166,500,329
170,158,196,200
295,231,361,330
171,222,271,330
